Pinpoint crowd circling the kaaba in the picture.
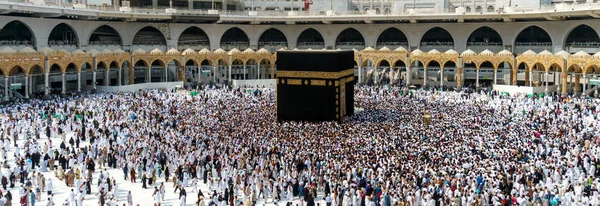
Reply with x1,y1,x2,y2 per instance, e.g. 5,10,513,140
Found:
0,84,599,206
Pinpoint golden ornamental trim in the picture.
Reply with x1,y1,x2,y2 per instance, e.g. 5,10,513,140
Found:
311,80,326,86
277,68,354,79
346,76,355,83
288,79,302,85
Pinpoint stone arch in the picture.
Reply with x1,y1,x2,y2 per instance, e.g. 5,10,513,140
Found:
150,59,167,68
258,28,289,49
584,64,600,74
185,59,197,66
532,62,545,72
259,58,271,66
443,61,457,69
411,59,426,68
427,60,442,69
335,28,365,49
8,65,26,77
475,6,482,13
467,26,503,48
200,59,212,66
392,60,407,68
567,64,582,73
376,27,409,48
514,25,552,47
132,26,167,45
564,24,600,48
29,64,44,76
297,28,325,49
64,63,78,74
548,63,562,72
245,58,259,66
48,23,79,47
133,59,150,68
49,64,62,74
0,20,36,48
220,27,250,50
214,58,229,66
377,60,390,68
420,27,454,48
178,26,210,49
109,61,121,69
88,25,123,46
81,62,93,72
480,61,495,69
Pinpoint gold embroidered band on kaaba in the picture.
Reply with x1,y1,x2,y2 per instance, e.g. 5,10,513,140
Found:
276,68,354,79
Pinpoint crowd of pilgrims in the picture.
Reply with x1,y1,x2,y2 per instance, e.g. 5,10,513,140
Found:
0,85,599,206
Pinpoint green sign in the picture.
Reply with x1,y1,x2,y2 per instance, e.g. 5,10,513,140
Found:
590,79,600,86
190,91,198,97
10,84,21,89
502,92,510,96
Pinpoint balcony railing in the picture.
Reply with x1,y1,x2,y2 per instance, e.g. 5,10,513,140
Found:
0,40,33,45
4,1,600,17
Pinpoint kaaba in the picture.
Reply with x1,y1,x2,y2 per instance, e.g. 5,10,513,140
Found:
276,50,355,122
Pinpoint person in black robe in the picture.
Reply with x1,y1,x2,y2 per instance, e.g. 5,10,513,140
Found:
142,174,147,189
304,187,314,206
85,179,91,194
203,166,208,184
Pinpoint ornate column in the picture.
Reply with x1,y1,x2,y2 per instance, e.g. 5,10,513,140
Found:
104,69,109,86
213,62,217,82
129,65,135,84
228,64,232,82
529,70,533,87
92,57,97,90
77,72,81,92
92,71,97,89
440,66,444,88
423,66,427,88
117,68,122,86
525,70,530,86
406,57,411,86
228,55,232,83
61,73,66,94
243,65,247,80
456,67,463,88
493,69,498,85
24,75,29,99
180,66,186,82
561,72,568,96
148,67,152,83
257,65,261,80
3,77,8,101
197,65,203,82
45,59,50,95
29,76,32,96
556,72,560,94
570,74,574,92
164,67,168,82
358,55,362,84
475,67,480,89
511,68,517,86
